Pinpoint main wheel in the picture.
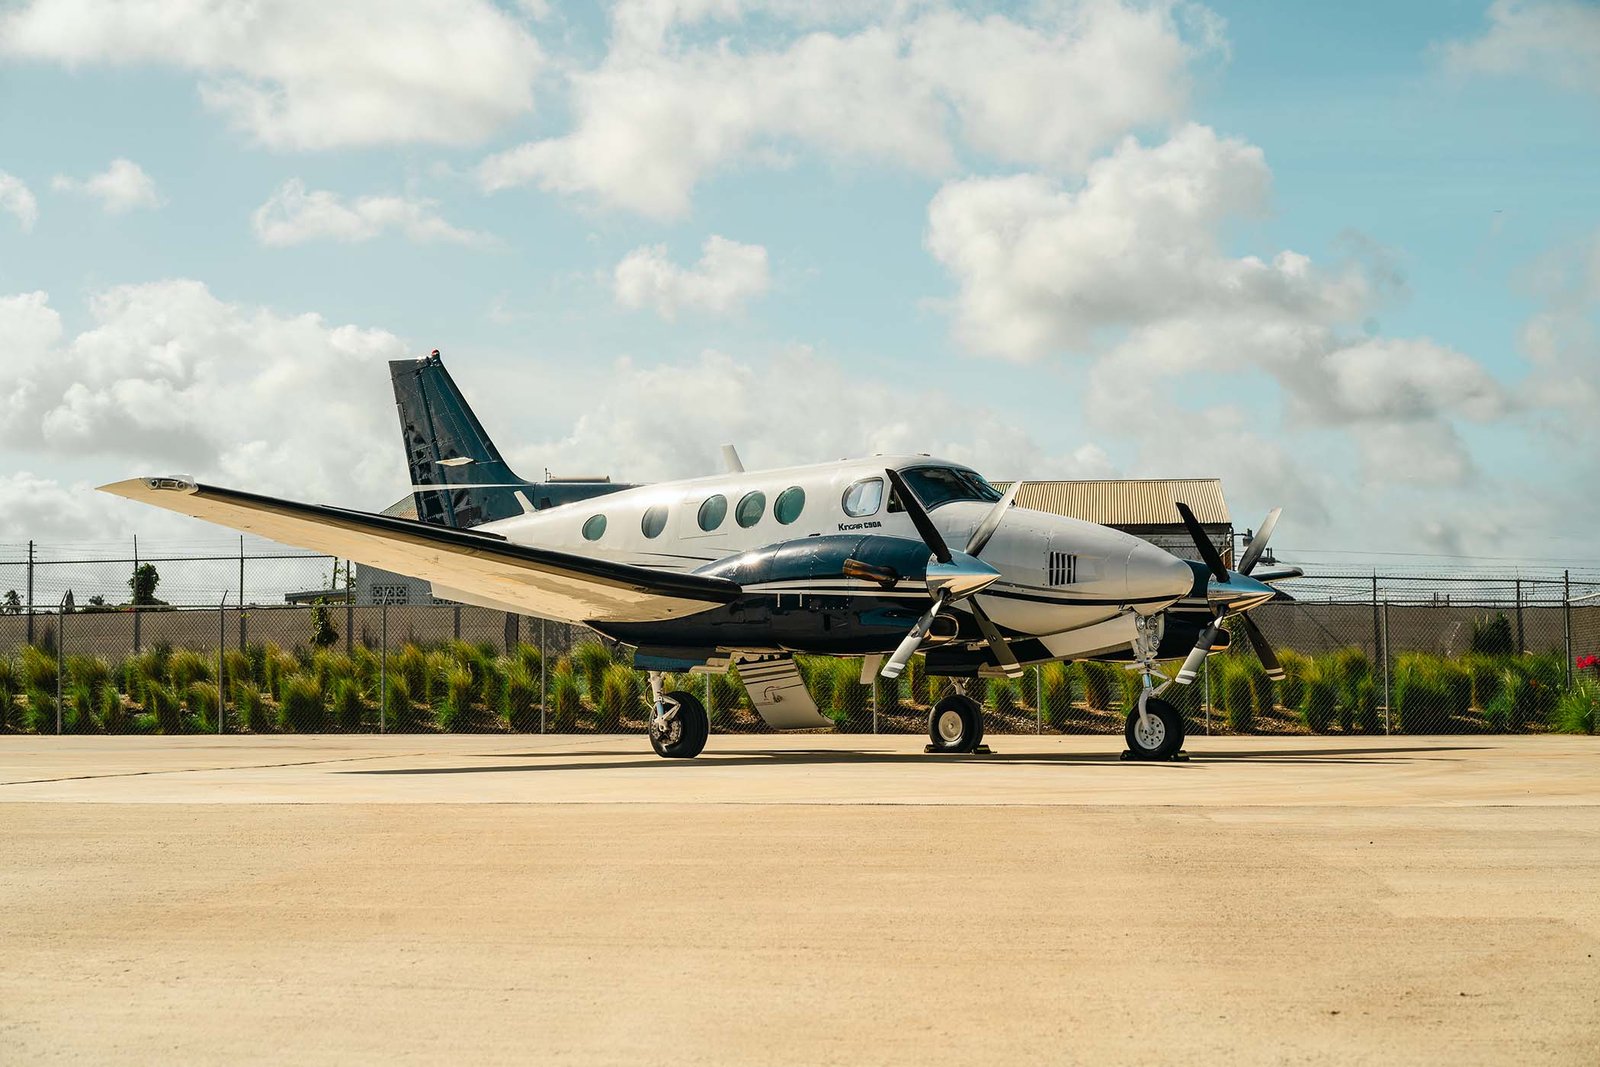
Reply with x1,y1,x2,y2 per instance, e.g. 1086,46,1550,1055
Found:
928,694,984,753
650,690,708,759
1124,697,1184,760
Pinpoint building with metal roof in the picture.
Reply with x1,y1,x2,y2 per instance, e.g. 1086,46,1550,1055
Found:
995,478,1233,567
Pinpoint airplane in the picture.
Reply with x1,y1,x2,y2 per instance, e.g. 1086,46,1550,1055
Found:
101,350,1303,762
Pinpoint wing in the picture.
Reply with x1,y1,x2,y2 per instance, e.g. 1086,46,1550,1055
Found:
98,477,739,624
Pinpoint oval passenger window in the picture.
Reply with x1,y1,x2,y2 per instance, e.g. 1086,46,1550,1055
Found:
641,505,668,539
582,514,607,541
698,494,728,531
774,486,805,525
736,491,766,528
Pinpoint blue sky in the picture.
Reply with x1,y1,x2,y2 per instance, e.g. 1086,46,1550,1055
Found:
1,0,1597,573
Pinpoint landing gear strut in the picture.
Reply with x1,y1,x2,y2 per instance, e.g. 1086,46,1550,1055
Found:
648,672,708,759
1122,614,1186,761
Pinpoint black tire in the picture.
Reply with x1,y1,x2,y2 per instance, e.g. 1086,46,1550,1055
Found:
1124,697,1184,760
928,694,983,753
650,690,708,759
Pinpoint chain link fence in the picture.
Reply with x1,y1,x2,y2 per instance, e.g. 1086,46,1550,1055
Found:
1,543,1597,736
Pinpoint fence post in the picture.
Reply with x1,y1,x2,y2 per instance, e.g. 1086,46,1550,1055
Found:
132,535,141,654
344,560,354,655
539,617,547,734
379,603,387,734
218,593,227,734
1381,600,1392,735
55,592,65,735
1564,571,1573,688
1202,657,1210,735
26,539,34,646
1515,579,1524,653
1036,667,1042,734
1370,572,1379,662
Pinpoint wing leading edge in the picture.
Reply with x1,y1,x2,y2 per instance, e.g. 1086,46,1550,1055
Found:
98,477,739,624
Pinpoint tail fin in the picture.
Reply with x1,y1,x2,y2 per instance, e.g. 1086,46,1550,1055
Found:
389,351,625,528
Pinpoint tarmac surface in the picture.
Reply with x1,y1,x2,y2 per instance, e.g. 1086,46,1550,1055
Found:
2,733,1597,1065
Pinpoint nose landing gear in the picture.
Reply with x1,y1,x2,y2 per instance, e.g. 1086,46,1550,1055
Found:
647,672,708,759
1122,614,1187,761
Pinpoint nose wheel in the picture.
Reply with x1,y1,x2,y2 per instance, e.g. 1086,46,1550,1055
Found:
927,694,985,753
650,690,709,759
1123,695,1184,761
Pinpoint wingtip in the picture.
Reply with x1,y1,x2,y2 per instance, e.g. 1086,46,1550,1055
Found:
97,475,199,498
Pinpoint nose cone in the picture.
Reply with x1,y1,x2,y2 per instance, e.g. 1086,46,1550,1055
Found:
1124,541,1194,605
1208,571,1276,612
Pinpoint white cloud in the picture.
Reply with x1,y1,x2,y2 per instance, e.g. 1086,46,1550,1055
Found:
51,158,161,214
1439,0,1600,92
479,1,1217,217
251,179,492,247
0,169,39,230
613,235,770,318
0,281,412,534
0,0,544,150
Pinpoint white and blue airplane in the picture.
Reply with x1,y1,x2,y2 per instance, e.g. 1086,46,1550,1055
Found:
102,351,1300,761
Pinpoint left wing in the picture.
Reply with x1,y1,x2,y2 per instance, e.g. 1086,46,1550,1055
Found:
99,477,739,624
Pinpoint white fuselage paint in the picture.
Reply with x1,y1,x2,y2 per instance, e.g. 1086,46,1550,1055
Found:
477,455,1194,641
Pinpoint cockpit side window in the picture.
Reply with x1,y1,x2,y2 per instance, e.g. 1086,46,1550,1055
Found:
897,466,1003,509
841,477,884,518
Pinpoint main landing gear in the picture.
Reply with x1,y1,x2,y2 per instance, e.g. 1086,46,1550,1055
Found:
647,672,708,759
926,681,988,754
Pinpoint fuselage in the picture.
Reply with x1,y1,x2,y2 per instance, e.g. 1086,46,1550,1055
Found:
479,455,1195,657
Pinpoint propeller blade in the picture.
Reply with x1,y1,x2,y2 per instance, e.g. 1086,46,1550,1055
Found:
1175,501,1228,583
1237,507,1282,576
885,468,951,565
880,591,948,680
1174,620,1220,684
969,599,1024,678
1238,613,1285,681
964,480,1022,559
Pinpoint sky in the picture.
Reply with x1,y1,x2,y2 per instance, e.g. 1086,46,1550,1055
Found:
1,0,1598,576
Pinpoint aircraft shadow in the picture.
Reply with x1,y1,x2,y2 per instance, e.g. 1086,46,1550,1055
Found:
346,744,1483,776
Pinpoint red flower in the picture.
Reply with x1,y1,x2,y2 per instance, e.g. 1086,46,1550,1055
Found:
1579,654,1600,671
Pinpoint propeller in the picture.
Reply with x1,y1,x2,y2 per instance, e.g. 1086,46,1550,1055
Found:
1172,504,1287,684
878,470,1022,680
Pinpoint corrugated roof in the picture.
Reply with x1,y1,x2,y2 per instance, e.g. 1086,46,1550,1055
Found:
992,479,1229,526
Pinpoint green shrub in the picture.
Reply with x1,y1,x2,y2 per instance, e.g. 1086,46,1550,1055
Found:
573,641,613,703
1040,662,1074,727
168,648,213,691
330,677,365,730
873,671,902,717
1438,660,1473,720
502,658,540,731
1221,662,1255,733
599,663,644,728
829,659,869,727
1552,680,1598,734
1353,677,1380,733
23,686,53,733
277,674,324,732
1462,653,1506,710
263,644,299,702
1484,676,1515,733
707,669,744,724
436,664,476,732
394,644,429,705
1082,661,1121,711
0,656,19,730
66,655,112,702
549,668,583,730
98,684,127,733
987,676,1019,716
799,656,835,711
1276,649,1312,711
19,645,57,691
511,643,543,682
1394,654,1449,733
1301,663,1337,734
447,640,500,709
233,681,270,733
185,682,221,732
61,681,96,733
906,656,930,707
144,680,182,734
1470,613,1514,656
383,675,423,731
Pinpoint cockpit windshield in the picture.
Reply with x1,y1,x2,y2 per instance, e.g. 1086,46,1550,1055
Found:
894,466,1004,510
